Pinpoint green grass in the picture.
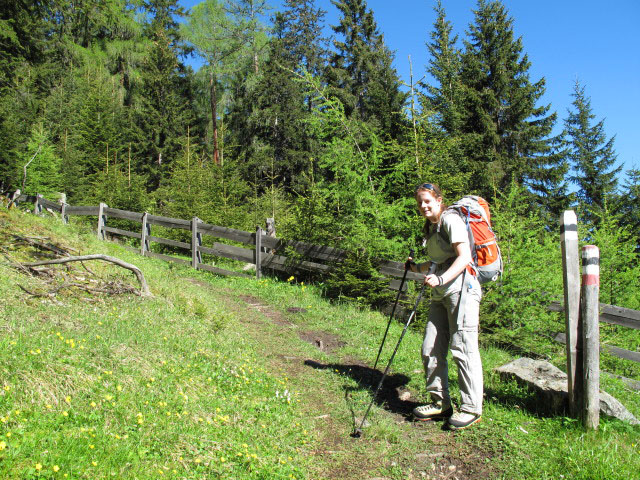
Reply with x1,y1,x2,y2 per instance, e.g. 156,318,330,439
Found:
0,211,312,479
1,208,639,479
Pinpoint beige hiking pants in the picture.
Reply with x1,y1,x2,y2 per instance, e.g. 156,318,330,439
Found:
421,276,483,415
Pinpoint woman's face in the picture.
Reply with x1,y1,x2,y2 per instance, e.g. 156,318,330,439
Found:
416,189,442,223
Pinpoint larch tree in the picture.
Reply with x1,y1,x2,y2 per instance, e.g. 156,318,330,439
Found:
181,0,239,165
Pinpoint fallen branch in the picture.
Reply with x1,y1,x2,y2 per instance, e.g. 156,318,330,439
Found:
23,254,151,296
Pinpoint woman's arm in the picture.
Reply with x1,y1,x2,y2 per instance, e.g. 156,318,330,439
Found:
423,241,471,288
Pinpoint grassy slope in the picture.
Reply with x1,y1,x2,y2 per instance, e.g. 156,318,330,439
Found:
0,209,639,479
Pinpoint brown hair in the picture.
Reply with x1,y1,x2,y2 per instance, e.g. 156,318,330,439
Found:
415,182,447,238
415,182,445,206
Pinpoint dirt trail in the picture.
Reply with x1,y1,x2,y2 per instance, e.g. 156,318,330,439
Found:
199,281,500,480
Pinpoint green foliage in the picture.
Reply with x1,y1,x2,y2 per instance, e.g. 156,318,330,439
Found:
480,183,564,338
323,248,394,308
458,0,562,201
326,0,406,138
589,205,640,309
20,124,63,197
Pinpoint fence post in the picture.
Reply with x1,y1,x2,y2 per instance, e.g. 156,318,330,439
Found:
97,203,108,240
191,217,202,270
581,245,600,430
34,194,43,215
560,210,582,416
140,212,150,256
60,202,68,224
255,226,262,280
59,193,68,224
8,189,21,209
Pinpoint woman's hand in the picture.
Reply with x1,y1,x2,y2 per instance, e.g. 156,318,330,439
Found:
424,274,441,288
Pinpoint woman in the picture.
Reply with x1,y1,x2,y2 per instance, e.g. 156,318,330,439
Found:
407,183,483,430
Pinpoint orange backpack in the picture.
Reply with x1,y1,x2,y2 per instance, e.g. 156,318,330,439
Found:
441,196,502,284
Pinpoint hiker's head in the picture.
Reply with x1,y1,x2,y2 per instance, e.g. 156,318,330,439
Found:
415,183,444,223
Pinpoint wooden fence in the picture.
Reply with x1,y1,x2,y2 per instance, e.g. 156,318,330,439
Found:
13,194,423,292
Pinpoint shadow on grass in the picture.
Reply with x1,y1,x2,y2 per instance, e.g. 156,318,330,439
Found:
303,359,420,421
484,383,569,420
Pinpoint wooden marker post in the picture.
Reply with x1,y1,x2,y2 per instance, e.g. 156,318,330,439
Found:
581,245,600,430
560,210,582,415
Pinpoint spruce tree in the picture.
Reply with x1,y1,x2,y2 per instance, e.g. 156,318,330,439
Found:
563,80,621,222
326,0,406,138
459,0,560,198
136,0,194,190
279,0,327,77
423,0,463,135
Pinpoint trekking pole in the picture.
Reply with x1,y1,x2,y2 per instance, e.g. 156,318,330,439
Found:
352,281,427,438
373,249,414,370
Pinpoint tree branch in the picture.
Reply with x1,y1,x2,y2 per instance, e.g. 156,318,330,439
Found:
23,254,151,296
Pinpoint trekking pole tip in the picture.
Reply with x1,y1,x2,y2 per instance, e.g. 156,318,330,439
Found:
350,428,363,438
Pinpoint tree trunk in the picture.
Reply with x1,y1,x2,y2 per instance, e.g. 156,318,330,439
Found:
210,71,220,165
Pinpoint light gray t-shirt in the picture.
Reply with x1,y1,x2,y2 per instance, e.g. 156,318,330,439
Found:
423,212,469,300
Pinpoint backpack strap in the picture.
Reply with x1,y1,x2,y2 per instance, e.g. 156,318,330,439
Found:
437,208,478,266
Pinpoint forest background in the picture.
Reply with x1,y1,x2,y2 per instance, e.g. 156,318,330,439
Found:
1,0,639,326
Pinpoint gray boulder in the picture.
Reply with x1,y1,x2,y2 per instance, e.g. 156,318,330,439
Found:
495,357,639,425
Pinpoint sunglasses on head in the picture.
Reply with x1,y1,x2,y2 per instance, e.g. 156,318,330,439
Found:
415,183,436,193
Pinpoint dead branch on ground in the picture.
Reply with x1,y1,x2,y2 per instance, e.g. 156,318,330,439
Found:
23,254,151,296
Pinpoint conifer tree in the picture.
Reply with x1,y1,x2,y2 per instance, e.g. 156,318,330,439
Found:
279,0,327,77
563,80,621,222
181,0,238,165
135,0,194,190
326,0,406,138
423,0,463,135
459,0,560,198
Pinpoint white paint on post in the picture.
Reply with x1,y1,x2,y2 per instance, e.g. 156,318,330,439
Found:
581,245,600,430
61,202,68,224
560,210,582,415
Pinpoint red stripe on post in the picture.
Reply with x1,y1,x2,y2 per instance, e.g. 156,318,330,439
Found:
582,274,599,286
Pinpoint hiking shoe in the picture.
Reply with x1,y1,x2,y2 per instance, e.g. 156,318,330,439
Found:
413,402,453,421
448,412,481,430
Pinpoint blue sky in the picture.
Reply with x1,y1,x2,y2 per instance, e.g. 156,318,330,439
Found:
179,0,640,181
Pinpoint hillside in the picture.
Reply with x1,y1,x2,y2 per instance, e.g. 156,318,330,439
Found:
0,208,639,479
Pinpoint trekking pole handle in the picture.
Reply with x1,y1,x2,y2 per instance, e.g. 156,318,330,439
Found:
405,248,416,271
